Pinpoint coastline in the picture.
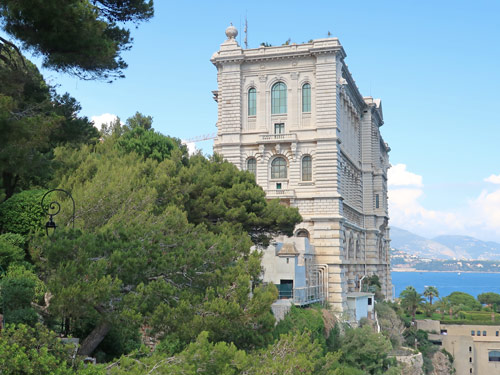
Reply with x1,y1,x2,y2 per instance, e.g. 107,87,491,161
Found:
392,269,500,274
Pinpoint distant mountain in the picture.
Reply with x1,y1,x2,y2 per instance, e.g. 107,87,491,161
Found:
432,235,500,260
390,227,500,260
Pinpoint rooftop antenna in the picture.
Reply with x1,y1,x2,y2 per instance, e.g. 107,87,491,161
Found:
244,15,248,49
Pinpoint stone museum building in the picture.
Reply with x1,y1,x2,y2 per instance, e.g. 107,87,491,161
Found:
211,25,392,312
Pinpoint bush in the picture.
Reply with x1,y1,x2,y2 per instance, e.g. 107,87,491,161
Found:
0,265,45,325
0,234,26,270
0,189,47,236
273,305,327,348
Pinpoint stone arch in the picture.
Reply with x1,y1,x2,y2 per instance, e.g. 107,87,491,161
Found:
295,229,310,239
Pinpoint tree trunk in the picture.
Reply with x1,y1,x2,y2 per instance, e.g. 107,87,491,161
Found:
77,320,112,357
2,171,18,200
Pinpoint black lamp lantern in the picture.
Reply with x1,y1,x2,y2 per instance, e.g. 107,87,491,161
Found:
45,215,57,236
41,189,75,237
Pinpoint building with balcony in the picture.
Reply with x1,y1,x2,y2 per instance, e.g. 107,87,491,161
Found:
211,25,392,312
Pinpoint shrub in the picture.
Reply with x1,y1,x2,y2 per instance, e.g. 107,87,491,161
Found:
0,190,47,236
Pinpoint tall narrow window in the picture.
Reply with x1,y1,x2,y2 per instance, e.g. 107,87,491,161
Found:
271,157,287,179
247,158,256,175
274,123,285,134
376,194,380,209
248,88,256,116
302,155,312,181
271,82,287,114
302,83,311,112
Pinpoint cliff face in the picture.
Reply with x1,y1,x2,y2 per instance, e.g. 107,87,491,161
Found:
396,352,424,375
430,351,454,375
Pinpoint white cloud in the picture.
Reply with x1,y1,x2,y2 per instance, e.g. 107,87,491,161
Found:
388,163,423,187
466,189,500,239
485,174,500,184
388,187,464,238
91,113,119,129
388,168,500,241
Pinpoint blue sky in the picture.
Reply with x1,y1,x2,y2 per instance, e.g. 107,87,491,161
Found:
17,1,500,241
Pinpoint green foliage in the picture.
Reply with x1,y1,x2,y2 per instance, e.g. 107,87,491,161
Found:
404,328,438,374
423,286,439,305
478,292,500,306
400,286,425,322
339,325,396,375
0,52,58,198
273,305,327,347
0,323,105,375
126,111,153,130
108,330,345,375
0,47,99,198
0,0,154,80
375,302,405,348
447,291,482,311
0,189,46,235
117,125,187,162
53,137,301,245
0,233,26,270
0,265,44,325
182,154,302,246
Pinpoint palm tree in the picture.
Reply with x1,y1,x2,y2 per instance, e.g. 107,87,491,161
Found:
423,286,439,305
400,286,425,323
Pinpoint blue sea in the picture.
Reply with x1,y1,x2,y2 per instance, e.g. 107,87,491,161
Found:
391,271,500,299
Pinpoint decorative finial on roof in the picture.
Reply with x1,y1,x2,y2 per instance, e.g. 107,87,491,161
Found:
225,23,238,40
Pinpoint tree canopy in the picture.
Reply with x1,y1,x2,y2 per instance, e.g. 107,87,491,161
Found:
477,292,500,306
0,0,154,80
447,291,482,311
0,47,98,200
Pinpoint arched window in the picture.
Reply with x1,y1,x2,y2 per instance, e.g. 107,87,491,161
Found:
271,82,287,114
296,229,309,239
247,158,256,175
302,83,311,112
271,157,287,179
248,88,256,116
301,155,312,181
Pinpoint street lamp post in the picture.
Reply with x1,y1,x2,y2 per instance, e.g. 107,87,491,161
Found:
41,189,75,237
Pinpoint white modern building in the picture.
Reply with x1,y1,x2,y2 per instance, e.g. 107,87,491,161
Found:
211,25,392,312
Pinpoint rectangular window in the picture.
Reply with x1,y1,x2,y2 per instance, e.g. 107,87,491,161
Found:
302,84,311,112
477,330,481,336
248,88,256,116
274,123,285,134
276,183,282,190
368,297,372,306
483,331,487,336
375,194,380,209
496,331,499,336
301,156,312,181
489,351,500,362
471,330,475,336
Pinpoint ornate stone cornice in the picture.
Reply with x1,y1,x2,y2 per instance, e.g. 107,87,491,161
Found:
340,66,366,113
211,38,346,67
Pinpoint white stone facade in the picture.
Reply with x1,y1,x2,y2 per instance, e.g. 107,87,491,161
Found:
211,27,392,312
